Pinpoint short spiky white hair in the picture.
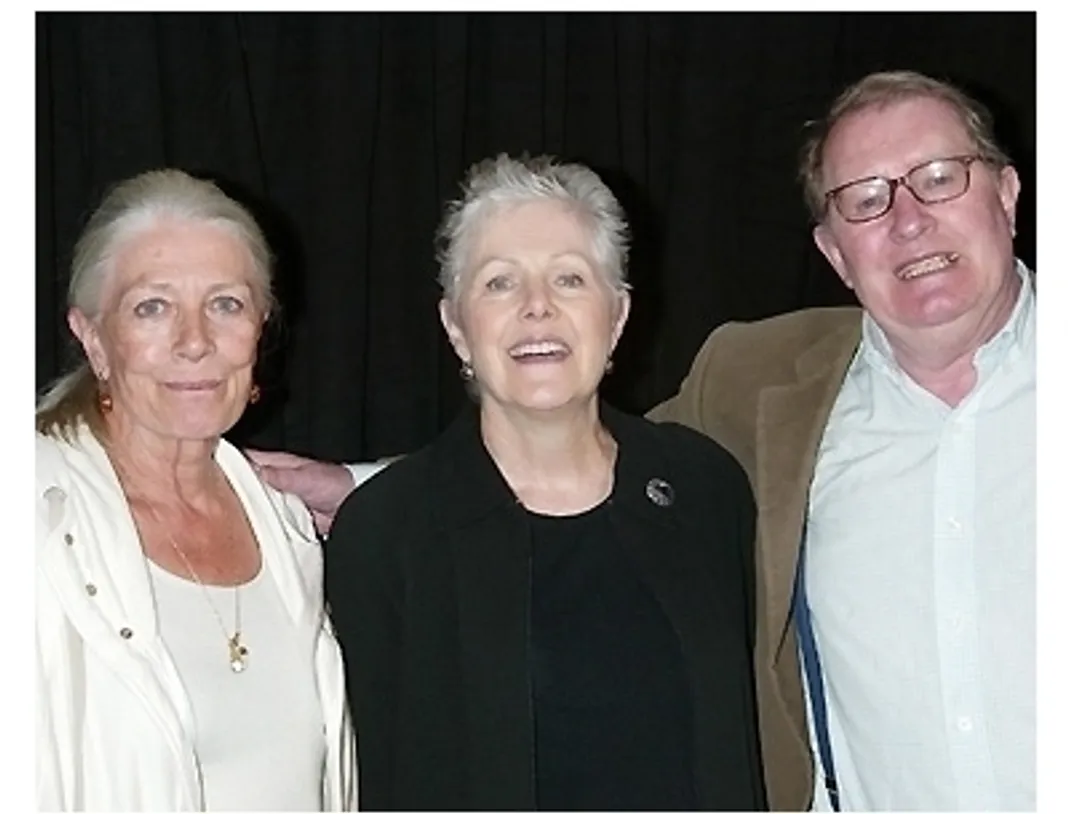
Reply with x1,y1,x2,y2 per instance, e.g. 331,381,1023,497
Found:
435,153,631,301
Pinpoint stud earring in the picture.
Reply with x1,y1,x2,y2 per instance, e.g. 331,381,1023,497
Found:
249,383,261,405
459,360,474,382
605,357,615,375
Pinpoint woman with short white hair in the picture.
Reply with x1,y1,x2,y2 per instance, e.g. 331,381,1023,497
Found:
326,153,765,810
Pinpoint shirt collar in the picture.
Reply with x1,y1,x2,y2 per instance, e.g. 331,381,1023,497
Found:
859,258,1034,376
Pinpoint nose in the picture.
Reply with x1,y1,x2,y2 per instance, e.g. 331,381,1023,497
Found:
887,183,935,243
520,277,556,321
175,311,214,361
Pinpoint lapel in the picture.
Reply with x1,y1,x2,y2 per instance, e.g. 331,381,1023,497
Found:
429,407,535,807
598,406,709,639
421,404,717,806
754,318,861,665
217,440,316,628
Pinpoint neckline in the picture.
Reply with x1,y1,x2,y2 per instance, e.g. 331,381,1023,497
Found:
146,556,265,590
524,496,612,524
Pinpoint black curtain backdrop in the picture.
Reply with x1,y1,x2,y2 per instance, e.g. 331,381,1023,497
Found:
36,11,1036,462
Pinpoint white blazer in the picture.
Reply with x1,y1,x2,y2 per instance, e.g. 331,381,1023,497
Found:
35,424,356,811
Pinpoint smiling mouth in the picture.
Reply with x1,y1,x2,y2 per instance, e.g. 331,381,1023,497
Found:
508,339,572,363
164,381,222,392
896,251,961,281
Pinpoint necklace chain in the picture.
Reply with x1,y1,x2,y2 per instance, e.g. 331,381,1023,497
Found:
104,447,249,673
163,536,249,674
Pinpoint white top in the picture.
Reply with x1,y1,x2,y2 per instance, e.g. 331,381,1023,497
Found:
36,425,356,811
147,561,326,811
344,461,391,489
805,261,1035,811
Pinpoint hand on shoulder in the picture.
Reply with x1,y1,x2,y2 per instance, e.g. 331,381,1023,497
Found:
244,449,356,535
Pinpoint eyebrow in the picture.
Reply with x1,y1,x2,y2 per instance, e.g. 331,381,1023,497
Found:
833,152,974,188
122,279,253,295
473,251,595,272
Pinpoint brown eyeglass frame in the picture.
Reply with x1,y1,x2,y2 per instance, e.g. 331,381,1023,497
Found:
823,154,984,223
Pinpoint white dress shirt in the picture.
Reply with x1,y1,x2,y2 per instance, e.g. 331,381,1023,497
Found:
805,261,1035,811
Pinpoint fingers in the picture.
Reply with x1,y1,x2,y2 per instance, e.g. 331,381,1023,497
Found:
244,449,313,469
311,509,333,537
256,464,299,494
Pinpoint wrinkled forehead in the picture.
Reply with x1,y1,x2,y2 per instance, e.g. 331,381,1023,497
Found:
821,96,976,189
462,199,600,275
103,215,263,303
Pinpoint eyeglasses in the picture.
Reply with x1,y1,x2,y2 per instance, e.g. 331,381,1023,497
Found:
823,155,983,223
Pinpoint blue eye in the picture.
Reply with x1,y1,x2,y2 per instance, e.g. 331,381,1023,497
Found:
133,298,167,318
924,170,956,189
211,295,245,314
485,275,514,292
557,272,585,288
856,195,885,213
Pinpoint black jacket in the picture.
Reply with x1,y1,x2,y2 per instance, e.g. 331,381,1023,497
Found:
326,403,767,810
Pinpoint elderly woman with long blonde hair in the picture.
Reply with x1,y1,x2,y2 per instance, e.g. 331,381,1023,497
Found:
324,154,765,810
35,169,355,811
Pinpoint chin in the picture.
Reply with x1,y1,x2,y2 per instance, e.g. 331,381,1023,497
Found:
910,297,982,330
162,412,242,443
514,390,594,414
885,286,974,328
167,427,230,443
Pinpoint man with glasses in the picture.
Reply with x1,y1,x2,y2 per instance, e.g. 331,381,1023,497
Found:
249,69,1035,811
651,69,1034,811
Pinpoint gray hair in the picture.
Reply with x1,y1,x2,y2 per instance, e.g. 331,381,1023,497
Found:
36,168,275,441
799,70,1013,221
435,153,631,301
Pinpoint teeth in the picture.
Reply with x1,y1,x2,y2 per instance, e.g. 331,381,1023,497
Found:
899,252,960,280
510,341,569,358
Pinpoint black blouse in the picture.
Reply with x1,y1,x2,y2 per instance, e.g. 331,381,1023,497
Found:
529,502,698,810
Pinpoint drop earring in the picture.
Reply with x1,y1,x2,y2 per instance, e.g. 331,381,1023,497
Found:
97,377,113,414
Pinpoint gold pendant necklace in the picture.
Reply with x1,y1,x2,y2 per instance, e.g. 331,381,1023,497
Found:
107,449,250,673
228,631,249,674
164,536,250,674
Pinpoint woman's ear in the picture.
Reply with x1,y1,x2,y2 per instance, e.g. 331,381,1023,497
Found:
439,298,471,363
67,308,110,379
609,289,631,353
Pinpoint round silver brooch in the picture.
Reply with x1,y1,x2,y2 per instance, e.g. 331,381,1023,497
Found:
645,478,675,508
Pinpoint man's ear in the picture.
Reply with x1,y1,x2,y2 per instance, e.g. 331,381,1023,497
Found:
438,298,470,363
997,164,1021,237
67,308,110,378
813,222,853,290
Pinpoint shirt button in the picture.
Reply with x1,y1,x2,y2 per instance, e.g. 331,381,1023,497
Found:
85,583,97,597
957,716,973,732
64,533,74,545
119,627,134,640
948,517,962,532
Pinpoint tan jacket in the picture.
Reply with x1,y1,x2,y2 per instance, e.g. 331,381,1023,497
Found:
649,306,863,811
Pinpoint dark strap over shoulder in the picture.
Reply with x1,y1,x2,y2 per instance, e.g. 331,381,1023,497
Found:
792,533,840,811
